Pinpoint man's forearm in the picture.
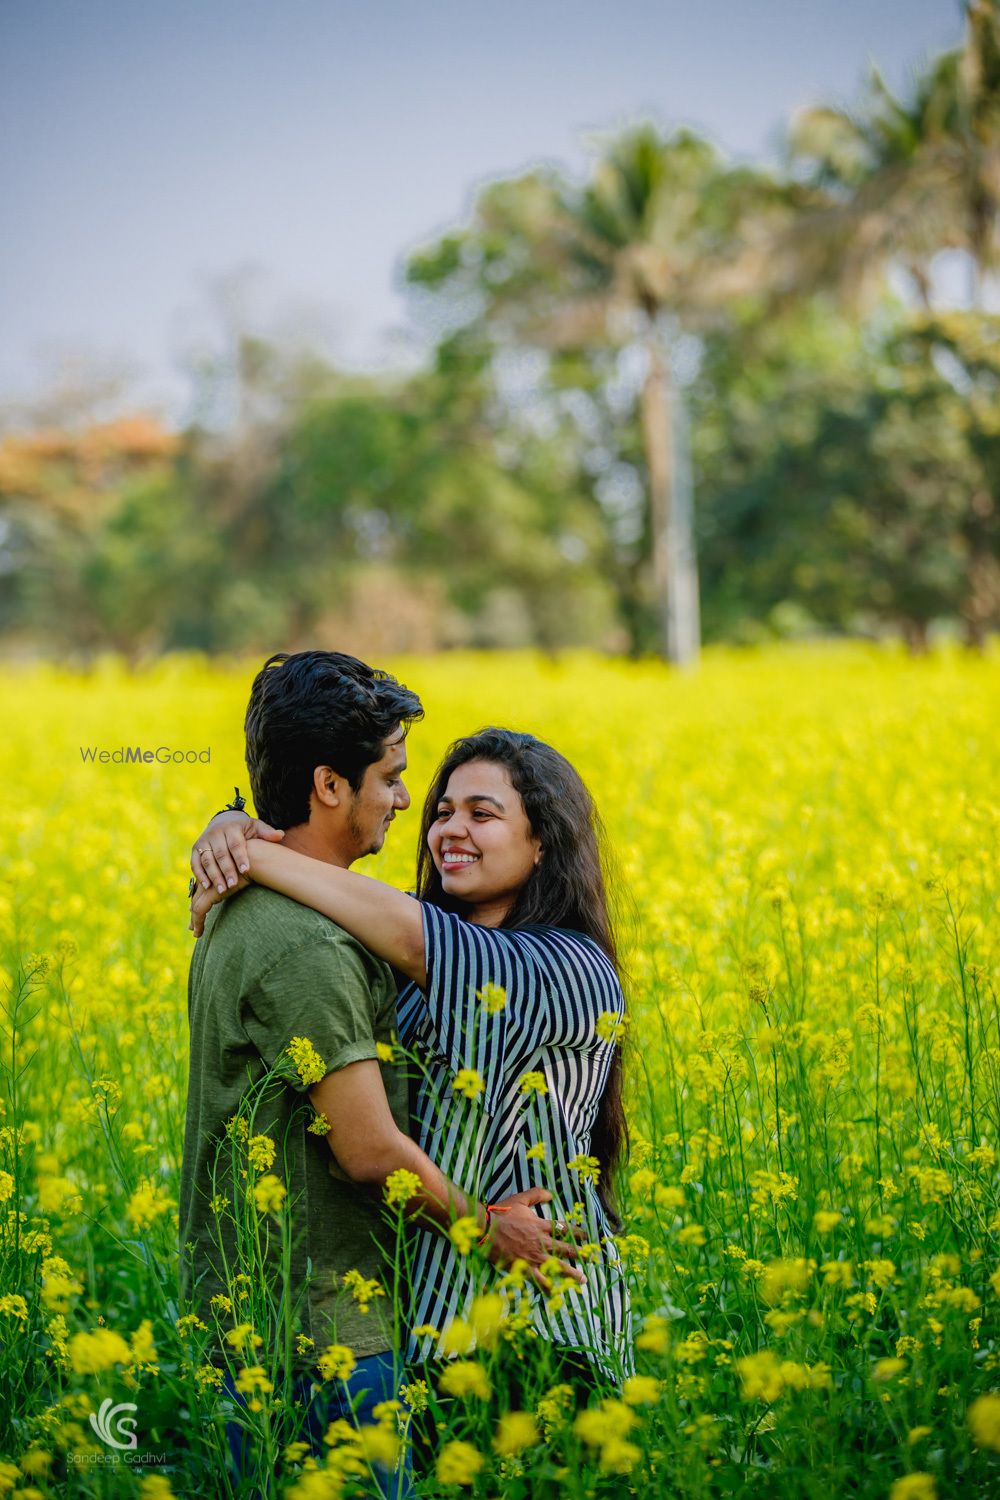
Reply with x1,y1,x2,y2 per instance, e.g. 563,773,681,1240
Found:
350,1129,484,1235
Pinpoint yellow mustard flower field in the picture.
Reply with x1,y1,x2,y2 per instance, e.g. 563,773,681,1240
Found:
1,644,999,1499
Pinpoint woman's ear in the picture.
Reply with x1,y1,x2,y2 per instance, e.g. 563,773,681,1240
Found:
533,841,544,867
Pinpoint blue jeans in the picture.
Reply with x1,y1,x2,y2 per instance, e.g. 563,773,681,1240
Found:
224,1351,412,1498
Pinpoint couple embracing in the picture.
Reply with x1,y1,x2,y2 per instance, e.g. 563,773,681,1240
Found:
178,649,634,1493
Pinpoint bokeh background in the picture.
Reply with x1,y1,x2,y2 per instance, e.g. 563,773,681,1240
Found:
1,0,997,665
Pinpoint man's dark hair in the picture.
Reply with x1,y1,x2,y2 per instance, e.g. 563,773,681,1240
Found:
244,651,423,828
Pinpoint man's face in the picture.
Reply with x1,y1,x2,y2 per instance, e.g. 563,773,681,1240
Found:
345,729,411,858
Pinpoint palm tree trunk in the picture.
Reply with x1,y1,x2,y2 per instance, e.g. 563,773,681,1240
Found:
640,327,700,665
670,381,701,667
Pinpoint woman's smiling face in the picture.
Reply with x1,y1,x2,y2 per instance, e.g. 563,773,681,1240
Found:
427,759,541,924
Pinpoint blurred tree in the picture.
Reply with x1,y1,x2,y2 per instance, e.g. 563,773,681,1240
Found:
694,302,997,648
271,329,618,650
406,126,790,662
785,0,999,308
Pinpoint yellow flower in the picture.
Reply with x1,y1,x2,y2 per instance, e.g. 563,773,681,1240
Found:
225,1323,262,1354
477,982,508,1014
595,1010,628,1044
470,1292,504,1347
235,1365,273,1395
873,1358,907,1382
0,1295,28,1323
567,1154,601,1183
130,1319,158,1367
636,1313,669,1354
813,1210,842,1234
599,1437,642,1474
907,1427,932,1445
252,1174,286,1214
889,1476,936,1500
439,1361,492,1401
760,1258,812,1305
287,1036,327,1086
357,1424,400,1468
195,1364,224,1391
968,1392,1000,1451
623,1374,661,1405
736,1350,785,1402
0,1462,21,1494
384,1168,422,1207
18,1451,50,1477
317,1344,356,1382
342,1269,385,1313
69,1328,131,1374
247,1134,276,1172
436,1440,484,1486
452,1068,486,1101
125,1182,175,1231
630,1167,656,1196
440,1317,474,1356
448,1216,482,1256
519,1071,548,1095
307,1111,331,1135
526,1142,546,1161
574,1399,637,1446
536,1383,575,1436
138,1480,177,1500
0,1172,14,1203
399,1378,429,1414
493,1411,539,1455
375,1041,396,1062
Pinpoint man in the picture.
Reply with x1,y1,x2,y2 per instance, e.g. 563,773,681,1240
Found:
179,650,565,1490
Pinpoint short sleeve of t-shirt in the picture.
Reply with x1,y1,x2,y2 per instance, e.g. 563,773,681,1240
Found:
243,936,383,1092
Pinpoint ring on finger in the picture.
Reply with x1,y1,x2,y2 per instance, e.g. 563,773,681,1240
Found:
198,848,214,862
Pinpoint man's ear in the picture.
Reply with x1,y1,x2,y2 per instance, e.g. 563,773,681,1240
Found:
312,765,344,808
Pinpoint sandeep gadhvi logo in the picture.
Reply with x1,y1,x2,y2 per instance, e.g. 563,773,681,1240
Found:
89,1397,138,1450
80,745,211,764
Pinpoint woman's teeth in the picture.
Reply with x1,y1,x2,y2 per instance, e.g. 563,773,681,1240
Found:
443,852,478,866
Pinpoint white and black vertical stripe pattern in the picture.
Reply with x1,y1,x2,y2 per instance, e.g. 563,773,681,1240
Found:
395,904,635,1382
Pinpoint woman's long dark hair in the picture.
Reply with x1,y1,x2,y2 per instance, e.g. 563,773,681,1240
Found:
415,727,629,1227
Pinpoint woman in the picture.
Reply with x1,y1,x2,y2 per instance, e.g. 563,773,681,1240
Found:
190,728,634,1386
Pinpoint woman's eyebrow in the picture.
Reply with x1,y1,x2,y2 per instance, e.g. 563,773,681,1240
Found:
437,794,505,810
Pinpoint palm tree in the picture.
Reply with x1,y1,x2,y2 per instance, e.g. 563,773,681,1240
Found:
772,2,1000,650
409,125,782,664
782,0,999,309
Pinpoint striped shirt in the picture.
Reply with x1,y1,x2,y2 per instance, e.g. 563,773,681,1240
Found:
395,902,634,1381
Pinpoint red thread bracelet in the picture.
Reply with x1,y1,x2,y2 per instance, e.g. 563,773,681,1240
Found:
477,1202,511,1246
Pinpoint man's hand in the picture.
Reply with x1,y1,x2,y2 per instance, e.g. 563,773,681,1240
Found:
190,809,284,895
484,1187,587,1292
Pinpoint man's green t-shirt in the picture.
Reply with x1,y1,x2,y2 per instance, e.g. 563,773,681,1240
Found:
179,884,409,1360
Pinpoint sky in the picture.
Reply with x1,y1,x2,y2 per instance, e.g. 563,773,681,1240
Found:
0,0,967,421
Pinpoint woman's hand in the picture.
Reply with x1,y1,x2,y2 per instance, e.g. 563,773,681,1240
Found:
190,809,284,895
189,876,245,936
484,1187,587,1292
